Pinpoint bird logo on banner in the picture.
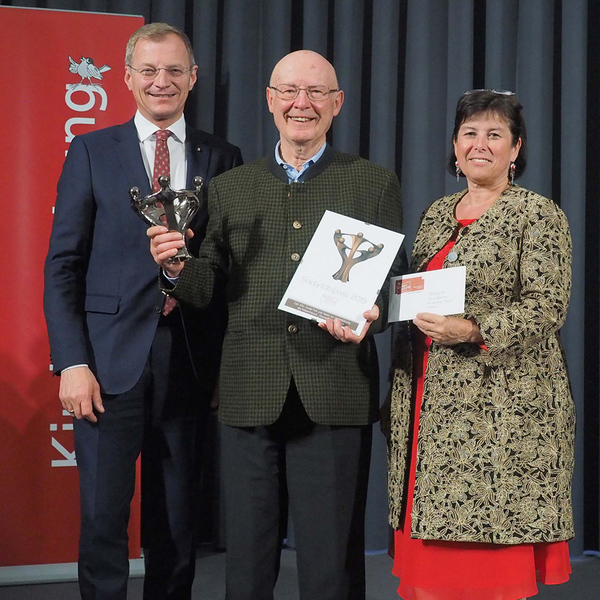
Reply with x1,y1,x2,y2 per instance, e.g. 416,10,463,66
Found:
68,56,111,87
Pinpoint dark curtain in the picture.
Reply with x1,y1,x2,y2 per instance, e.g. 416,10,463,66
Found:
5,0,598,557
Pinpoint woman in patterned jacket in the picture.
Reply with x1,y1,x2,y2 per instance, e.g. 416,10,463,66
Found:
388,90,575,600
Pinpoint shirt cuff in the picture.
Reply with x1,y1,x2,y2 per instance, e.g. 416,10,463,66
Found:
61,364,88,373
162,270,180,285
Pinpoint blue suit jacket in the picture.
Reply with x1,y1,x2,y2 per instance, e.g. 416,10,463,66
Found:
44,118,242,395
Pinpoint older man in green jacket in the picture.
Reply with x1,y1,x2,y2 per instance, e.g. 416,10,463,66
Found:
148,50,404,600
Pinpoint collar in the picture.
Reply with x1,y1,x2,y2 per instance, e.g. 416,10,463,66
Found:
274,141,327,182
134,111,187,143
269,143,336,183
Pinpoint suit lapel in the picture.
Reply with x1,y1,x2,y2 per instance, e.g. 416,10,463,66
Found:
185,127,212,229
112,119,152,196
185,127,211,187
110,123,216,231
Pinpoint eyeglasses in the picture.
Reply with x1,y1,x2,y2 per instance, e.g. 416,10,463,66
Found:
269,85,339,101
463,89,515,96
127,65,194,80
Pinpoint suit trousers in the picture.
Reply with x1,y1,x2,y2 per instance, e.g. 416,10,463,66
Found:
222,381,372,600
73,314,205,600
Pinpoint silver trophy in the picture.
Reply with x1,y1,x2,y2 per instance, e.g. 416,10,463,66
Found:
130,175,203,263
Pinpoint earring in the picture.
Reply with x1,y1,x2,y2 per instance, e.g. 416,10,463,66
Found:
455,161,461,182
509,162,516,185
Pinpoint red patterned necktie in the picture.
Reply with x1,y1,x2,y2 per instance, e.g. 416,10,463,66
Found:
153,129,178,316
152,129,172,193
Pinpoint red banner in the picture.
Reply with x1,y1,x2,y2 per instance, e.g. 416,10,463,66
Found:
0,6,144,569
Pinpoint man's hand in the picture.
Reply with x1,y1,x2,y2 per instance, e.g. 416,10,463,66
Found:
318,304,379,344
412,313,483,345
59,366,104,422
147,225,187,278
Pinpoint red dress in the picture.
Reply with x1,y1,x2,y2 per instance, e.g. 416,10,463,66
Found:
392,220,571,600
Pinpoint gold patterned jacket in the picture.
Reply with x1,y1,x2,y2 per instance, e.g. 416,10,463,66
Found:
388,185,575,544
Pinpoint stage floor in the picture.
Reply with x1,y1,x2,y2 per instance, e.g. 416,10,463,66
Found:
2,549,599,599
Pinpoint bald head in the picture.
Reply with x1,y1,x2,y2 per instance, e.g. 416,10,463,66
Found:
267,50,344,166
270,50,339,89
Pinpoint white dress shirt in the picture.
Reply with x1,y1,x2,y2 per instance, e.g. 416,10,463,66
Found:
134,110,188,190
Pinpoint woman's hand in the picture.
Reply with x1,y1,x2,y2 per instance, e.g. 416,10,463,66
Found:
413,313,483,345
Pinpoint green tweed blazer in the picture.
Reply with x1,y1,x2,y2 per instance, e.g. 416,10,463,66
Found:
388,185,575,544
170,145,405,427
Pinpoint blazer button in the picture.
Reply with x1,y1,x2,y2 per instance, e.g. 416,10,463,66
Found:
291,252,301,262
288,324,298,334
154,305,161,313
292,220,302,229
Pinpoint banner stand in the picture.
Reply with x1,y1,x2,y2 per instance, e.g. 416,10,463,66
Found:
0,6,145,583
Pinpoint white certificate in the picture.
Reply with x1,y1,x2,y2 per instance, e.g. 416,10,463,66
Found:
279,210,404,336
388,266,466,322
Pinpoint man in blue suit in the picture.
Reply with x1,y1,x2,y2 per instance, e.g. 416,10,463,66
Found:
43,23,242,600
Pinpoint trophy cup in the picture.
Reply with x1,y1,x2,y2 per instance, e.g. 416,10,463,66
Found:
332,229,384,283
130,175,203,263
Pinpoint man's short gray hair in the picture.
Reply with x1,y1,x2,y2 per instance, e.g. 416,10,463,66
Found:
125,23,196,67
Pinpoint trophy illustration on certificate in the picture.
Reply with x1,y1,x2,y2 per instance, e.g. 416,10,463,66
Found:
278,210,404,335
332,230,384,283
130,175,203,263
